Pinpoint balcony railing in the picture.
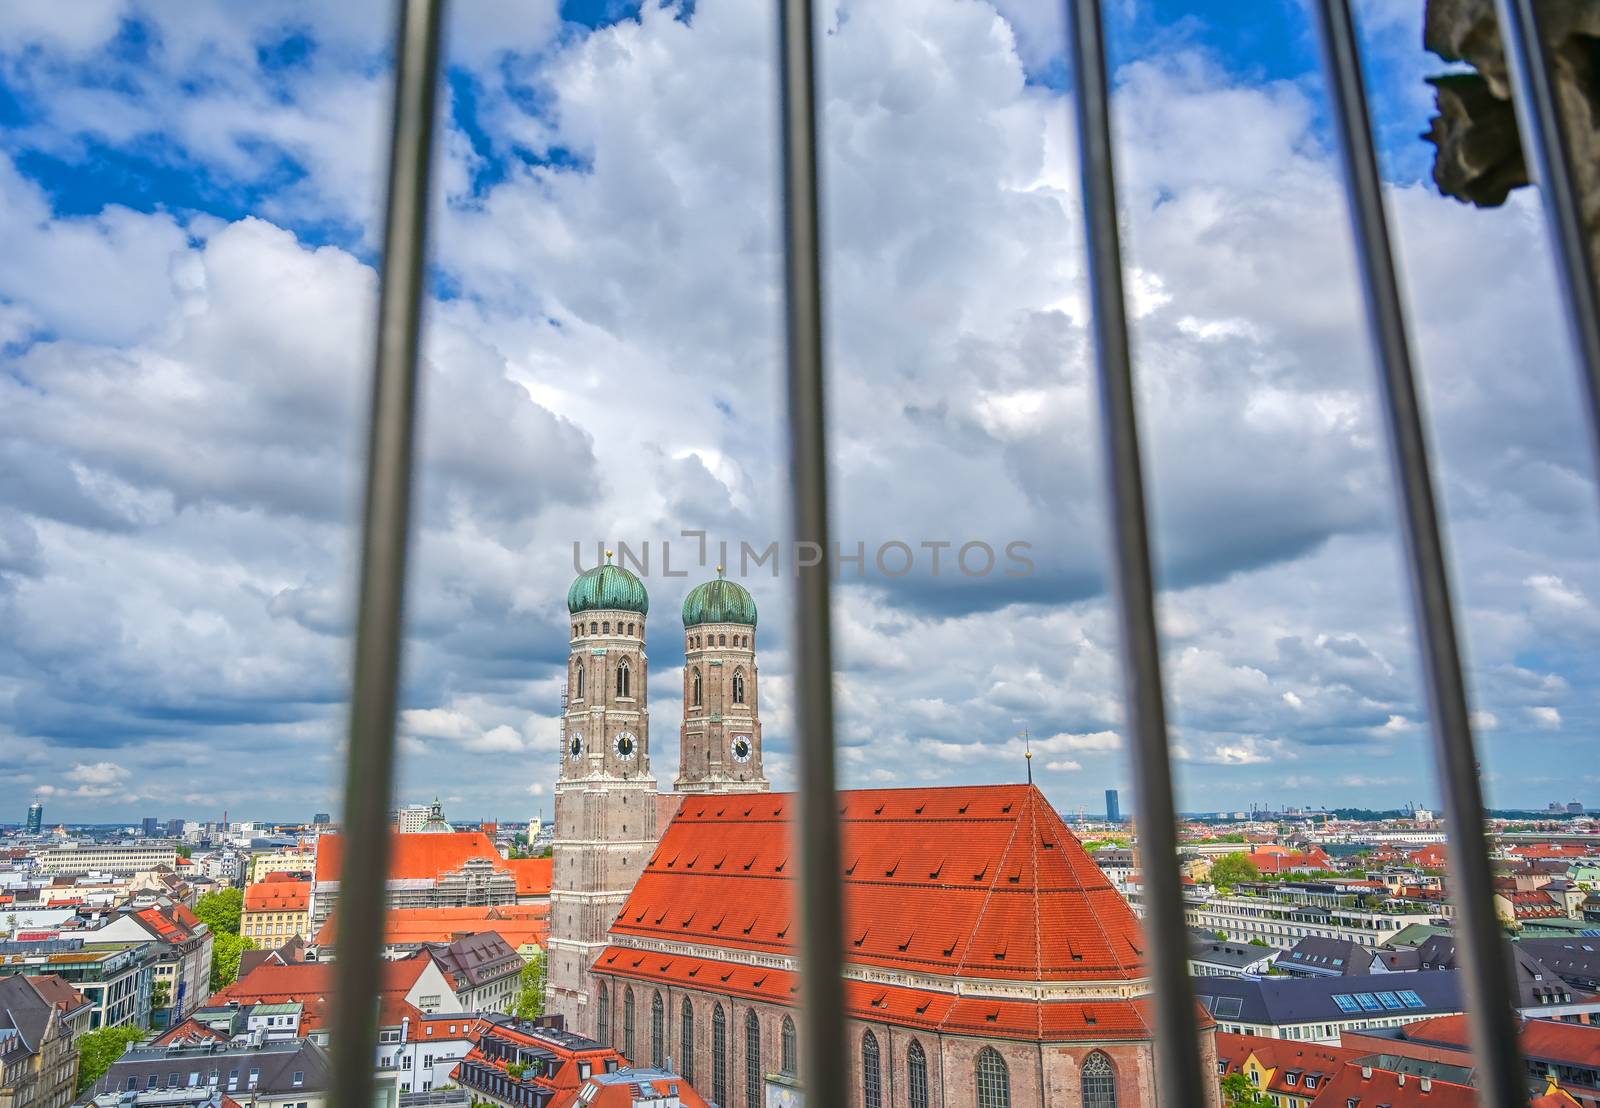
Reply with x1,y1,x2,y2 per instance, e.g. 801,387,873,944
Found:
324,1,1600,1106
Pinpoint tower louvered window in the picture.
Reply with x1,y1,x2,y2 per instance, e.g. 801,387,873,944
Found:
744,1009,761,1107
908,1039,929,1108
780,1016,796,1076
732,669,745,704
692,667,702,707
1081,1051,1117,1107
712,1004,728,1105
623,987,635,1060
597,980,609,1045
651,992,664,1068
680,998,695,1085
617,660,630,699
977,1047,1009,1108
862,1031,882,1108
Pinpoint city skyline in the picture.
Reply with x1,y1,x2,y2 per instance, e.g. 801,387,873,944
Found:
1,0,1597,822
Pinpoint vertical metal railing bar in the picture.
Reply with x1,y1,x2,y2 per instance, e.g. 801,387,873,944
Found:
1311,2,1526,1104
329,0,446,1105
776,1,848,1102
1494,0,1600,485
1063,1,1206,1101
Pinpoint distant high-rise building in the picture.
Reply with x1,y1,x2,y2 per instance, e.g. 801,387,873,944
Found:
312,812,331,825
25,802,43,835
165,819,184,837
1568,801,1585,815
141,817,160,838
1105,788,1121,824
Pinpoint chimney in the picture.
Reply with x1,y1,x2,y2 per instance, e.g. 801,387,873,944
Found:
1361,1065,1372,1080
1397,1073,1406,1085
1421,1076,1432,1092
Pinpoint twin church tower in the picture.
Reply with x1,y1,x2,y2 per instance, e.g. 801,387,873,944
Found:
546,559,768,1032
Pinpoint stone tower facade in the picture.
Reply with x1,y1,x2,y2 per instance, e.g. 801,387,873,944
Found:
677,574,768,794
546,564,659,1036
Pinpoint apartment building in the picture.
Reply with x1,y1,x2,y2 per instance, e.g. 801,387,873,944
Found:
33,845,179,877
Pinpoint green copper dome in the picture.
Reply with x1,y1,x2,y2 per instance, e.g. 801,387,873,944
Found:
682,575,757,627
568,561,649,616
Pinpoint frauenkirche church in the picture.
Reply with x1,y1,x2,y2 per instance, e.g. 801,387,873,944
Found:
546,560,1215,1107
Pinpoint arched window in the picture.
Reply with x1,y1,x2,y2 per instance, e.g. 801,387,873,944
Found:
744,1010,761,1108
977,1047,1009,1108
680,999,695,1085
627,622,634,635
617,660,630,699
862,1031,882,1108
651,992,664,1068
597,980,609,1045
719,633,727,646
602,621,610,634
589,621,598,634
908,1039,929,1108
623,987,635,1060
780,1016,797,1076
732,669,746,704
692,668,702,707
574,663,584,700
1081,1051,1117,1108
712,1004,727,1106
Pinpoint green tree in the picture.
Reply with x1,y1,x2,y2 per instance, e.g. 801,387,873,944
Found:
210,931,258,991
175,844,193,859
1220,1072,1274,1108
150,981,172,1011
77,1026,148,1093
510,952,546,1021
1210,853,1261,890
195,888,243,935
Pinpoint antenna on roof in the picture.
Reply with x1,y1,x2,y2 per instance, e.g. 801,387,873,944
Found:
1019,728,1033,786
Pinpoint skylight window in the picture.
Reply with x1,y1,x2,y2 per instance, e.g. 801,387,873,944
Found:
1355,993,1381,1011
1332,995,1360,1013
1397,990,1425,1008
1376,992,1402,1009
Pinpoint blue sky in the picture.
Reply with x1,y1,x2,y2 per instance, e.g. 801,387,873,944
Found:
0,0,1595,823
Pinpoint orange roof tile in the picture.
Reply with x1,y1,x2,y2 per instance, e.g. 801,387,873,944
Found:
312,905,549,949
314,831,507,883
244,879,311,913
610,784,1145,984
506,857,553,897
1313,1061,1476,1108
216,957,433,1031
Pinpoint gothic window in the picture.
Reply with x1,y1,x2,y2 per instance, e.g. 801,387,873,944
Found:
597,981,609,1045
908,1040,928,1108
1081,1051,1117,1107
744,1009,761,1108
732,669,746,704
627,622,634,635
780,1016,796,1076
712,1004,728,1106
651,992,665,1069
617,660,631,698
719,633,727,646
574,663,584,700
681,999,695,1085
977,1047,1009,1108
862,1031,882,1108
692,668,702,707
623,988,635,1060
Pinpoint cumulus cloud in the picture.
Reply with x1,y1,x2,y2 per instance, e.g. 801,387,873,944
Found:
0,0,1595,820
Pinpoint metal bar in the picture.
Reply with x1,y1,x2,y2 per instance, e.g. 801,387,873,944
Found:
329,0,446,1105
1495,0,1600,484
1312,2,1526,1104
1063,2,1206,1101
776,1,847,1104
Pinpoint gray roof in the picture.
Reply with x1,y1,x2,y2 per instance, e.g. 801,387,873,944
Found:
1413,935,1589,1006
78,1038,330,1104
1192,970,1464,1026
1189,937,1275,970
1273,936,1376,976
0,974,90,1060
1518,937,1600,991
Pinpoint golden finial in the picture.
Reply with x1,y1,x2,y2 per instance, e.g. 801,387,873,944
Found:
716,564,725,577
605,549,614,562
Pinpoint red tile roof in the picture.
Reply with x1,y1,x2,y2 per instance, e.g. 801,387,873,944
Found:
215,957,433,1031
595,945,1161,1041
312,905,548,949
1213,1032,1354,1098
314,831,511,884
611,784,1144,984
1400,1014,1600,1070
1313,1061,1476,1107
506,857,553,898
244,878,311,913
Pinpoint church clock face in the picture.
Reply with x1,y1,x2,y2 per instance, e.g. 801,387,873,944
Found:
568,733,584,761
731,735,753,763
614,732,638,760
